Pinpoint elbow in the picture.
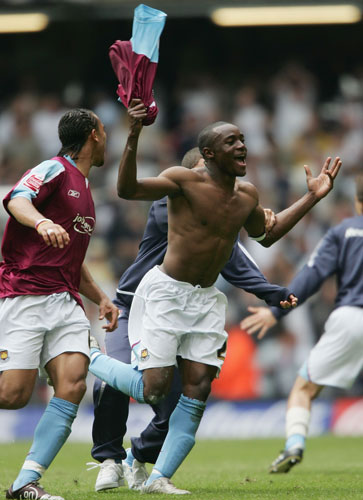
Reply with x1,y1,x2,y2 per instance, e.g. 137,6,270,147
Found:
117,185,134,200
260,238,273,248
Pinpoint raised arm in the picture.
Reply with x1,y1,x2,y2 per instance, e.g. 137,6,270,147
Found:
117,99,181,201
246,156,342,247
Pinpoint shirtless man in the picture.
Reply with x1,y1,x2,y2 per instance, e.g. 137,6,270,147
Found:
89,99,341,494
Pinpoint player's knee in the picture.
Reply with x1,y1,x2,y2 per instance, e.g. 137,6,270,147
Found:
184,378,211,401
57,378,87,403
296,377,320,400
142,369,173,405
70,379,87,400
143,383,168,405
0,386,30,409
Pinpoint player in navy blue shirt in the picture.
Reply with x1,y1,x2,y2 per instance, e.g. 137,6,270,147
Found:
241,173,363,474
89,148,295,492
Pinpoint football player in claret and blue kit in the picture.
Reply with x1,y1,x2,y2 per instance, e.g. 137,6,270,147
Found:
0,108,118,500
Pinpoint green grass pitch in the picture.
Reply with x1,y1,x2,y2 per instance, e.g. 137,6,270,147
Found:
1,437,363,499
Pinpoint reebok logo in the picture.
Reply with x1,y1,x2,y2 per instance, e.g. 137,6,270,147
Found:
68,189,80,198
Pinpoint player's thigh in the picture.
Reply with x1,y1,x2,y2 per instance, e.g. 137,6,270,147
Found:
41,294,90,371
0,296,46,371
308,306,363,388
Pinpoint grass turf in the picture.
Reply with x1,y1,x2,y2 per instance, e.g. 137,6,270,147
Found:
1,436,363,499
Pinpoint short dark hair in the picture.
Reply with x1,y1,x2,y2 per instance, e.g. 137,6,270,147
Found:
197,121,228,157
57,108,98,158
356,173,363,202
181,147,203,169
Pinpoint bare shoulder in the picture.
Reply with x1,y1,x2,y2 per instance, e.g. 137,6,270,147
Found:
236,180,259,201
159,166,203,182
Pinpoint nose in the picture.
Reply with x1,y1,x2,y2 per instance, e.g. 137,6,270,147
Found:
236,140,245,151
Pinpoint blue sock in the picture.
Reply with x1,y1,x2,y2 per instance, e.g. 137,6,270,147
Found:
13,397,78,491
124,448,135,467
285,434,305,450
89,352,145,403
146,394,206,485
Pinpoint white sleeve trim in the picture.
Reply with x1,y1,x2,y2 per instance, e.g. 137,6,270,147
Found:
237,241,259,268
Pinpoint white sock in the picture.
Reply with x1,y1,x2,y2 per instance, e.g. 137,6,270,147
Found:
286,406,310,445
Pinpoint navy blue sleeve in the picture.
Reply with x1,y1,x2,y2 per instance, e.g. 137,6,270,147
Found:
221,240,292,307
271,228,339,319
152,197,168,234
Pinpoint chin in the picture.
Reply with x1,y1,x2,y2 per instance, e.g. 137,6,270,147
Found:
94,158,105,167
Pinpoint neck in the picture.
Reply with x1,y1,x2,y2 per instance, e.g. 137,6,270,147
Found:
67,152,92,178
204,163,235,190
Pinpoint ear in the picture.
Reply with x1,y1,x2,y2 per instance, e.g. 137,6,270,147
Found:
91,128,99,142
202,147,214,160
354,196,363,215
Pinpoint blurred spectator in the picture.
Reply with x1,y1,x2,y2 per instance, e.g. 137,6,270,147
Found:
32,93,65,157
211,325,261,400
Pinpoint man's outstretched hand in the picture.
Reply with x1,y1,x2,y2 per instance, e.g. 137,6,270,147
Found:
305,156,342,200
240,306,277,340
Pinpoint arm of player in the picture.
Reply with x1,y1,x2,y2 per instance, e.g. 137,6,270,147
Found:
220,240,297,307
263,208,276,233
7,196,70,249
117,98,181,201
241,228,338,338
79,264,119,332
243,157,342,247
261,157,342,247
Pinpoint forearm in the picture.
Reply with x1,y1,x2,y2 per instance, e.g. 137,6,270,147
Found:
7,197,50,229
117,131,141,199
262,191,318,246
79,264,108,305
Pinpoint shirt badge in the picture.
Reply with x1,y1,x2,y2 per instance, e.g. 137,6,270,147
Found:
0,349,9,362
140,348,149,361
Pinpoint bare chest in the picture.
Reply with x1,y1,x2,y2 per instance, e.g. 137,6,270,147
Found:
192,189,251,238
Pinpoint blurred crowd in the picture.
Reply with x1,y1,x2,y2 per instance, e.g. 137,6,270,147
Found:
1,60,363,402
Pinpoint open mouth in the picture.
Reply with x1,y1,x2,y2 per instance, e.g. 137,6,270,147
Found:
235,155,246,165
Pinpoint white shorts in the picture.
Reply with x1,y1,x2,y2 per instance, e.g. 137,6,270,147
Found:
300,306,363,389
128,266,228,372
0,292,90,371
